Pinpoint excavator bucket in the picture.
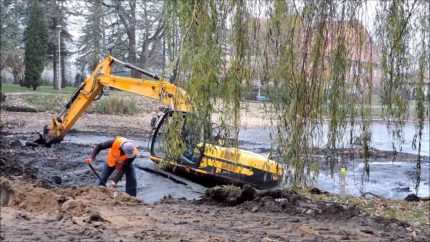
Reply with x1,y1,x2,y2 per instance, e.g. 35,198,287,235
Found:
33,125,62,147
34,133,49,147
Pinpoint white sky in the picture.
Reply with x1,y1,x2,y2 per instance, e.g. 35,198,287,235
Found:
66,1,425,64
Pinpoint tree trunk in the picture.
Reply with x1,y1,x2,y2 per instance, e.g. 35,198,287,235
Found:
32,78,37,90
162,34,166,71
53,50,59,89
114,0,137,77
128,0,137,77
128,31,138,77
61,46,66,88
13,73,19,84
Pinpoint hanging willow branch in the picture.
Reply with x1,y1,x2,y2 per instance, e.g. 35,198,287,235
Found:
162,0,429,189
412,1,429,194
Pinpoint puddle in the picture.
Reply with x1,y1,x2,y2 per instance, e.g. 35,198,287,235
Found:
9,133,205,204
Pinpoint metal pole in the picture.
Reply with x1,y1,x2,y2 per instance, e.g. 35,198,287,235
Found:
56,25,62,91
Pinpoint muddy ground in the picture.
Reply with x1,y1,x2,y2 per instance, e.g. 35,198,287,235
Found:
1,175,429,242
1,108,430,241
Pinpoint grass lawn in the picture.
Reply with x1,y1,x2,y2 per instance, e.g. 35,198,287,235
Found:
2,87,155,114
2,83,76,94
2,84,134,96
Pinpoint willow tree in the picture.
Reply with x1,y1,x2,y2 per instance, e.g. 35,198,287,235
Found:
410,1,429,193
161,0,253,161
377,0,429,193
259,1,377,185
162,0,429,189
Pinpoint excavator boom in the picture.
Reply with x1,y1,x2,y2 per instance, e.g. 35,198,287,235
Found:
37,56,190,146
35,56,284,188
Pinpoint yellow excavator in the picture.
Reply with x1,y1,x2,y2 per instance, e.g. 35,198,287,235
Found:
36,56,284,188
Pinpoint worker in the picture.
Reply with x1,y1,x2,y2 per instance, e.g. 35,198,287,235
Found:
85,136,138,197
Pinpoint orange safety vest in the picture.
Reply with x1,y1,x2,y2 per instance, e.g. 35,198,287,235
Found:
107,136,138,170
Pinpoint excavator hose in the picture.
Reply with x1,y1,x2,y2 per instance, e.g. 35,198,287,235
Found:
65,82,85,109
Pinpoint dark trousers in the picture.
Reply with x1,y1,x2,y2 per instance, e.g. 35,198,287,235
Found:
99,163,137,197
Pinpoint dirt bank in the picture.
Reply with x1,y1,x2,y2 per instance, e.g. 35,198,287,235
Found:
1,133,429,241
1,97,429,241
1,176,429,241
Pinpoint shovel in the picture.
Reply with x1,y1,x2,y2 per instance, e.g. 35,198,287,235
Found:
88,164,106,187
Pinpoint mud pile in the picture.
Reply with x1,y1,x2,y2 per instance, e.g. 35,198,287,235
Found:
198,186,430,241
0,177,143,241
198,185,363,220
0,135,122,217
1,177,141,217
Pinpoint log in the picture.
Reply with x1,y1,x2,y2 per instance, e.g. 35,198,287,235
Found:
3,106,40,112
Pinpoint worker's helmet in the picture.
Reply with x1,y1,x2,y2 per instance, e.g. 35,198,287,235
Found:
122,141,136,158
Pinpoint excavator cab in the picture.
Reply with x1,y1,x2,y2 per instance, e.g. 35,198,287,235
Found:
150,110,204,168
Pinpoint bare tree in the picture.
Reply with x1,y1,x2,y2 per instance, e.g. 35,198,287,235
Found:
5,50,25,85
45,0,73,89
75,0,108,72
100,0,165,77
137,0,165,70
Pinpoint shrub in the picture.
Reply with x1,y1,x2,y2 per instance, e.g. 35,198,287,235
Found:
95,96,140,115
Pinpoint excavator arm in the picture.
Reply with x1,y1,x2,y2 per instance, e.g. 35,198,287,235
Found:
37,56,190,146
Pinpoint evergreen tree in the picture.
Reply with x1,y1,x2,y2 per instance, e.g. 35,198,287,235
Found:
24,0,48,90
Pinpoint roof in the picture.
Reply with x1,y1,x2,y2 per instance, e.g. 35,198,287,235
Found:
255,17,380,65
321,20,380,64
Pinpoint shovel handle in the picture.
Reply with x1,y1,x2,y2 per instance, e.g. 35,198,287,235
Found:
88,164,106,187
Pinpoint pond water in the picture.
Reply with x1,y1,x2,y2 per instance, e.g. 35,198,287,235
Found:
238,121,429,156
316,161,429,199
64,121,429,200
239,121,430,199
